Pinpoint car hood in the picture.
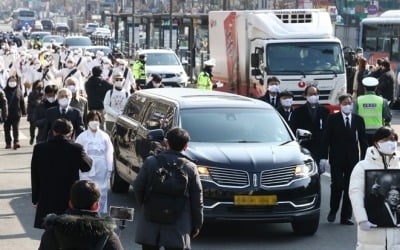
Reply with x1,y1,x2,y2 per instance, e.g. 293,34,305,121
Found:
184,141,309,172
146,65,185,75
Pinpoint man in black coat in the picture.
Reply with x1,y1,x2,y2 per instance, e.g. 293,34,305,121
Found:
0,87,8,123
38,180,123,250
31,119,92,229
290,85,330,171
39,88,84,142
134,128,203,250
277,90,295,126
321,94,368,225
259,76,281,109
85,66,113,111
377,59,395,105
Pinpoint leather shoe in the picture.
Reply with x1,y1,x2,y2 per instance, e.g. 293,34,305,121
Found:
13,143,20,150
5,144,11,149
327,211,336,222
340,219,354,225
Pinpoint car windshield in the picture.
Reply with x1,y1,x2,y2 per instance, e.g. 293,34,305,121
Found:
89,24,98,28
146,53,180,66
180,108,292,143
65,37,92,46
19,11,34,18
266,42,345,75
43,36,64,43
31,33,50,39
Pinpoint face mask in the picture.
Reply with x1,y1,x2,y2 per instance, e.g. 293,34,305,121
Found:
66,62,74,69
281,98,293,107
377,141,397,155
307,95,319,104
153,82,161,88
88,120,100,130
58,97,70,108
341,104,353,114
8,81,17,88
67,85,77,93
46,96,56,103
268,85,279,93
114,80,124,89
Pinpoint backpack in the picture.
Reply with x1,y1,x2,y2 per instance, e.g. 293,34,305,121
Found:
143,155,189,224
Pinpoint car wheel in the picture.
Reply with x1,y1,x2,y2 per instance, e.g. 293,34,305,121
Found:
110,159,130,193
291,214,320,236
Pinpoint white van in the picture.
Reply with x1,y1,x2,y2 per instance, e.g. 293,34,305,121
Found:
136,49,188,87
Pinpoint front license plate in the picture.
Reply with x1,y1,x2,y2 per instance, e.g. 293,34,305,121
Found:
234,195,277,206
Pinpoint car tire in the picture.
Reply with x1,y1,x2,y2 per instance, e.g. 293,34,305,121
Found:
291,214,320,236
110,159,130,193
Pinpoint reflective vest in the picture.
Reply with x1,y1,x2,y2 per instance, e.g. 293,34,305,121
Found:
357,94,384,130
197,71,212,90
132,60,146,80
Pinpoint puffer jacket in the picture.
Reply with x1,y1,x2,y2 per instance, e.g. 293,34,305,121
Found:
38,208,124,250
349,146,400,250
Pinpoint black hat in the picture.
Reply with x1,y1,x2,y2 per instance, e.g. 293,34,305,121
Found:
151,74,162,82
280,90,294,98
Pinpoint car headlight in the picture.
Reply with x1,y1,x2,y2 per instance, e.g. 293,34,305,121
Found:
295,161,317,177
197,165,212,181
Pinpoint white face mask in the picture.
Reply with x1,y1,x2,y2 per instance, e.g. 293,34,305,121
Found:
46,96,56,103
8,81,17,88
58,97,70,108
341,104,353,114
268,85,280,93
307,95,319,104
281,98,293,107
88,120,100,131
67,85,77,93
153,82,161,88
114,80,124,89
66,62,74,69
377,141,397,155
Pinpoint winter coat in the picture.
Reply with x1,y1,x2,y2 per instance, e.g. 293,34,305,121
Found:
31,136,92,228
0,88,7,121
377,70,395,103
85,76,113,110
103,88,129,122
34,99,58,140
4,85,25,119
134,150,203,249
349,146,400,250
39,208,124,250
27,89,43,122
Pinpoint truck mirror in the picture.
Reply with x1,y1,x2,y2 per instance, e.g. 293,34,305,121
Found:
251,69,262,76
251,53,259,68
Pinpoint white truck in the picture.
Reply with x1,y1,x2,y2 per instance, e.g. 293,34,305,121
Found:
209,9,346,111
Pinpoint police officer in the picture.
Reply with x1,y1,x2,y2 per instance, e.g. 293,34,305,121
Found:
353,77,391,145
197,58,222,90
132,53,146,89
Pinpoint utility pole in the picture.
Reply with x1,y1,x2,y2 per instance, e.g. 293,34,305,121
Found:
132,0,135,53
170,0,173,49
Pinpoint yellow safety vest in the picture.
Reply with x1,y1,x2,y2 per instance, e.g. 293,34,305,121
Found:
197,71,212,90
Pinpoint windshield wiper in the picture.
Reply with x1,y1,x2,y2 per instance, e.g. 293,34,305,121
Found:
236,140,261,143
311,69,338,77
279,140,293,146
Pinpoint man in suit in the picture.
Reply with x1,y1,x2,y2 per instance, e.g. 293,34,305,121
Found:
259,76,280,109
31,119,92,228
277,90,295,126
321,94,368,225
290,85,330,171
39,88,84,142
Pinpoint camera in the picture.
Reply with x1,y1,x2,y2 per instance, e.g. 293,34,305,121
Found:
109,206,134,221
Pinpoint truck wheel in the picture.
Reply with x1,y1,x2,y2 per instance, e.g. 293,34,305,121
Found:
291,214,320,236
110,161,130,193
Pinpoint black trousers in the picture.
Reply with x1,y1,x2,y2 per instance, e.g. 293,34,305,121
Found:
142,244,183,250
4,117,21,145
29,121,36,140
330,155,357,220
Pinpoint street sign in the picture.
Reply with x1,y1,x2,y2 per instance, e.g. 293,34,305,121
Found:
367,5,378,15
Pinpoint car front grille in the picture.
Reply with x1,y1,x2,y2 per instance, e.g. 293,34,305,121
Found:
208,167,250,188
161,73,176,79
261,166,296,187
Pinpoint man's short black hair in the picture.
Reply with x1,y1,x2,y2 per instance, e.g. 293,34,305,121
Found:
70,180,100,210
52,119,73,135
376,58,384,66
166,127,190,151
44,84,58,94
338,94,352,104
267,76,280,85
304,85,319,95
92,66,102,77
372,126,398,144
279,90,294,98
381,59,391,69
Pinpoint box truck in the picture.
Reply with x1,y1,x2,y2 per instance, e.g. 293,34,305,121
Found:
209,9,346,111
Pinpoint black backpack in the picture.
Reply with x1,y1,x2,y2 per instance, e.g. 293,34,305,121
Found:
143,155,189,224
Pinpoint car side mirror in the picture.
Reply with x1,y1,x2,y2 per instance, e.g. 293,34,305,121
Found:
296,129,312,144
147,129,165,141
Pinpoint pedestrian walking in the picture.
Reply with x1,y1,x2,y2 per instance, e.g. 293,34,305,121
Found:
38,180,124,250
134,127,203,250
352,57,368,98
31,119,92,228
290,85,329,172
113,58,136,93
321,94,368,225
377,59,395,105
3,75,25,149
103,72,130,134
0,87,7,123
65,77,88,125
349,126,400,249
353,77,391,145
27,80,44,145
76,111,114,214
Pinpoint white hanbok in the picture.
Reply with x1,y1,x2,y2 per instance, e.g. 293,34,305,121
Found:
75,129,114,214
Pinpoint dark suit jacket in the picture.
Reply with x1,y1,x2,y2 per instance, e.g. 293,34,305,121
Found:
277,106,294,126
321,112,368,165
31,136,92,228
39,106,84,142
259,92,280,109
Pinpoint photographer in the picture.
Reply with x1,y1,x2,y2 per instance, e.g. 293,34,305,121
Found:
39,180,124,250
